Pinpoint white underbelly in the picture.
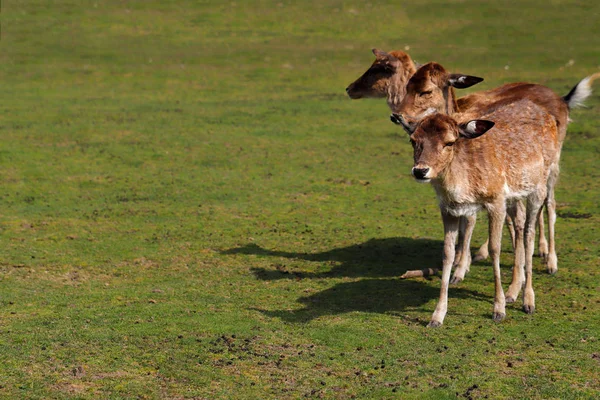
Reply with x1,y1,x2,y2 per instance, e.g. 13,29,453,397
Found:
440,202,482,217
503,183,533,200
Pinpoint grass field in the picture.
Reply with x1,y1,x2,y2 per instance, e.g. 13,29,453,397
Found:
1,0,599,398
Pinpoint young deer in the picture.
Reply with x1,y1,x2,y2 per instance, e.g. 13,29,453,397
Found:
392,62,599,287
410,100,561,326
346,50,491,271
345,48,418,111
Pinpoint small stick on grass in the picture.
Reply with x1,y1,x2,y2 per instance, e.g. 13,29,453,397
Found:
400,268,440,279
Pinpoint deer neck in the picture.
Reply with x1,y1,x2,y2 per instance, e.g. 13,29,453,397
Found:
386,63,416,111
442,86,459,114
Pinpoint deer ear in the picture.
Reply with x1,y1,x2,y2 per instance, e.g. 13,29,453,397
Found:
448,74,484,89
372,48,390,59
459,120,494,139
372,48,400,70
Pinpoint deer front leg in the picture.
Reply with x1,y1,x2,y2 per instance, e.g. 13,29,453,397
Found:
451,214,476,284
428,211,459,328
454,216,466,268
487,201,506,322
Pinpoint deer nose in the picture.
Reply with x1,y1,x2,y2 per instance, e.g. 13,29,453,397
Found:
412,167,430,180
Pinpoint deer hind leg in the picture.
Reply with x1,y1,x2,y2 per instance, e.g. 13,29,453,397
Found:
487,201,506,322
545,164,559,274
506,201,526,303
505,212,516,249
473,238,489,262
523,190,546,314
451,214,475,284
537,211,549,261
474,208,514,263
428,211,459,328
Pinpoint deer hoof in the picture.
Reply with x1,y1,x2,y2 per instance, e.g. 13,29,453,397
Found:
473,253,487,262
492,312,506,322
427,320,443,328
522,305,535,315
450,276,463,285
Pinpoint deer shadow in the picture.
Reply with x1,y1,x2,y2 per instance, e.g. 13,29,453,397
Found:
223,237,489,323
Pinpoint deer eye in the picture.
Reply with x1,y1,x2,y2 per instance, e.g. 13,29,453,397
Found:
420,90,433,97
371,63,393,73
444,141,455,147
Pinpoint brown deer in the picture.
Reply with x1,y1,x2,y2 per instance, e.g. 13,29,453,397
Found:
346,50,490,275
346,48,418,111
392,62,599,290
409,100,561,326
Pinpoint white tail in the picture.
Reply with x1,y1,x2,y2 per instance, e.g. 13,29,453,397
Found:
563,72,600,109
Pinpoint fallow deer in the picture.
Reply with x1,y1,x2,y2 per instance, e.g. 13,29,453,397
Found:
410,100,561,326
346,48,418,111
392,62,599,291
346,50,491,273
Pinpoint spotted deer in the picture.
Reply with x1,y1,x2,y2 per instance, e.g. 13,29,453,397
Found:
392,62,599,289
410,100,561,326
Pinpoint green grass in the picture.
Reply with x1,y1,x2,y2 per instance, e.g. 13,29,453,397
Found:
1,0,599,398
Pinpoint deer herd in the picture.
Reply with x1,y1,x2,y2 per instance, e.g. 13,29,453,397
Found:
346,49,599,327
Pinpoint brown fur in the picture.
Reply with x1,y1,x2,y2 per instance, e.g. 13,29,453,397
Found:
347,54,490,277
458,83,569,142
398,62,569,142
398,62,459,118
411,101,561,326
346,49,417,110
396,62,576,279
